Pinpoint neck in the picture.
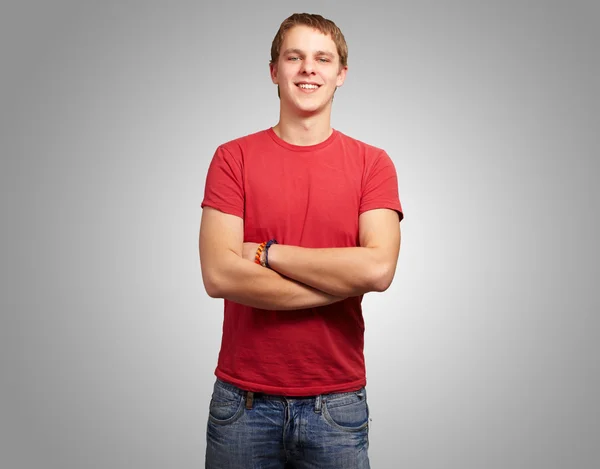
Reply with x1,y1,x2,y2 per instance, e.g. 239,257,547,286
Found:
273,104,333,146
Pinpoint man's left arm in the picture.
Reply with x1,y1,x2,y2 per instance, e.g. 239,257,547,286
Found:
244,208,401,298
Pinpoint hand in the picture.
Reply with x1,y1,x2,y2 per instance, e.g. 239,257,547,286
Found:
242,242,261,263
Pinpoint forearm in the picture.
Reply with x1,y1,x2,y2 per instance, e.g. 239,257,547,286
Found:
203,251,346,310
267,245,391,297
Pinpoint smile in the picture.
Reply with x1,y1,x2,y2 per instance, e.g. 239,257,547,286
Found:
297,83,319,89
296,83,320,93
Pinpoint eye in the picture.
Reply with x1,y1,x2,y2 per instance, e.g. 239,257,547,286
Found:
318,58,330,63
288,56,300,61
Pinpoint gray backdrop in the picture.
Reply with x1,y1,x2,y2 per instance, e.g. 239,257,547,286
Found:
1,1,598,468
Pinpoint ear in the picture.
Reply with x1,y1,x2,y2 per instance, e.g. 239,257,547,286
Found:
336,65,348,87
269,62,278,84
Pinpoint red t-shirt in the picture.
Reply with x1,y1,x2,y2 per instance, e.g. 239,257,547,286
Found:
201,127,403,395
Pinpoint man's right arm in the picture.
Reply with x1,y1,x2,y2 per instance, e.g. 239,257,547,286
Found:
199,206,346,310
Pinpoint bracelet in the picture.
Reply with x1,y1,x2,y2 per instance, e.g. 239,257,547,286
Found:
264,239,278,269
254,242,267,266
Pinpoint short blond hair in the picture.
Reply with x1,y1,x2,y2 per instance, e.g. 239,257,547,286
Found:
270,13,348,68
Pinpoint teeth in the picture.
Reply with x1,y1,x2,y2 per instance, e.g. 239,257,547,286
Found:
298,84,318,89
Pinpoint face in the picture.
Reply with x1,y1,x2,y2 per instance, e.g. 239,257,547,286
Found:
270,25,347,116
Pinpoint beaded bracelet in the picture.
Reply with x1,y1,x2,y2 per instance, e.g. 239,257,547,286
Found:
254,241,267,266
264,239,278,269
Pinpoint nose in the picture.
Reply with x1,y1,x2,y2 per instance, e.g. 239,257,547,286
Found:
301,57,316,75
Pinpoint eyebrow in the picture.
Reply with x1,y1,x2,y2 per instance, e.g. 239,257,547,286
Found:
282,48,335,58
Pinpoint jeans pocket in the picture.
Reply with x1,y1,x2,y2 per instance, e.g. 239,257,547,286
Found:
208,381,245,425
322,389,369,432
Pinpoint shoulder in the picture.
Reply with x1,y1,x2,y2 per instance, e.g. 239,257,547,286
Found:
335,130,382,150
335,130,390,163
218,128,272,156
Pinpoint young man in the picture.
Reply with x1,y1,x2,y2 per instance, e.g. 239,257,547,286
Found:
199,13,403,469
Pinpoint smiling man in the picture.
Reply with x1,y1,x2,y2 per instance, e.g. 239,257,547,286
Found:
199,13,403,469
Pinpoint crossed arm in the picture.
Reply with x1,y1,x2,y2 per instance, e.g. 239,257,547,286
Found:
199,206,401,310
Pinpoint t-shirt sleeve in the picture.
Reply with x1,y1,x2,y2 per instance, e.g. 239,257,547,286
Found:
201,145,244,219
359,150,404,221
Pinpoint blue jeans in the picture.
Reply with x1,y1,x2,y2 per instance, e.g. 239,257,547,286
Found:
205,378,370,468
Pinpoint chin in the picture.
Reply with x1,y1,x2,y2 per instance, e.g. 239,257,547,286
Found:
297,103,322,113
289,98,330,115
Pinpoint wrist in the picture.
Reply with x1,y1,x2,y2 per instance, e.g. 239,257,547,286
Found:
264,239,278,269
254,242,267,266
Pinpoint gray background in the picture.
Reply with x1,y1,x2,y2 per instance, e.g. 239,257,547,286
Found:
1,1,598,468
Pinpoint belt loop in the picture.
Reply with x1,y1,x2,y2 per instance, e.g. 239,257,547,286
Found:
245,391,254,410
314,394,322,413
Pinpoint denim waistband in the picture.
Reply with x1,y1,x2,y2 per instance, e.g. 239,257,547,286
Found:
215,378,364,401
